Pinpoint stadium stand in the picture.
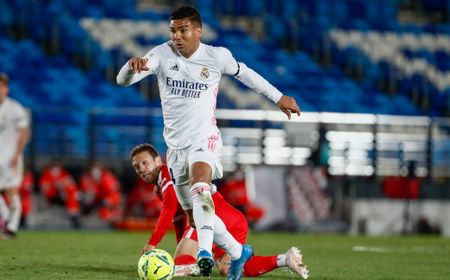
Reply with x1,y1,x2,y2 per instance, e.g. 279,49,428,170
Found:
211,0,450,116
0,0,449,161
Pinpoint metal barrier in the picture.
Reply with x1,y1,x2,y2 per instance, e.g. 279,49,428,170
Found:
28,108,450,181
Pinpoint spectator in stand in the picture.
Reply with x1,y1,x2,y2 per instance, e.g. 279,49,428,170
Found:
79,163,122,223
219,165,264,226
124,178,162,219
39,161,81,228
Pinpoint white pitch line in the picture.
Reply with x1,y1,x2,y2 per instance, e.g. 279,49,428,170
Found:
352,246,389,253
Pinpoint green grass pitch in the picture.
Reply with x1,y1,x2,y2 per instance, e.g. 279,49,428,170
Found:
1,231,449,279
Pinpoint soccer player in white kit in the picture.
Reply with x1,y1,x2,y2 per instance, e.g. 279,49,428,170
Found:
0,73,30,239
117,6,301,279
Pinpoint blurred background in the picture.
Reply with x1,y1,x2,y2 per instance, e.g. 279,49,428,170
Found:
1,0,450,236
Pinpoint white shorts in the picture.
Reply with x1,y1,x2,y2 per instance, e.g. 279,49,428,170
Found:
0,155,24,191
167,132,223,209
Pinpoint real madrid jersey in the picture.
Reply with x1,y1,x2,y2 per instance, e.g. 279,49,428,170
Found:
0,97,29,163
119,42,238,149
117,41,283,149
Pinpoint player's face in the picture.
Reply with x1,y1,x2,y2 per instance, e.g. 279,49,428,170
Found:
170,18,202,58
0,81,9,103
132,151,162,184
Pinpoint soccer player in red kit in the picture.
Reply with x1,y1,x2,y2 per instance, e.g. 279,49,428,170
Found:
130,143,309,279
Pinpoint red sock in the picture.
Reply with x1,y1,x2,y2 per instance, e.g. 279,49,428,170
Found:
174,255,196,265
243,256,278,277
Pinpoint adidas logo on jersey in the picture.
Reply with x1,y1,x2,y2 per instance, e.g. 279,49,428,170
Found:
170,64,179,71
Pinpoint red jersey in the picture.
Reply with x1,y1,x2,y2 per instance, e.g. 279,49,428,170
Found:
149,164,248,257
19,171,34,217
79,169,122,221
39,167,77,199
147,164,186,246
220,178,249,207
124,179,162,219
80,170,121,206
39,166,80,214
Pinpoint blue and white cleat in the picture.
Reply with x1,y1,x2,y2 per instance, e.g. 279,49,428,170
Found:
228,244,254,280
197,249,215,277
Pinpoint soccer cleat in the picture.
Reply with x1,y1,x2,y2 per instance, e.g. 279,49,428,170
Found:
174,264,201,276
286,246,309,279
0,229,16,240
197,250,215,277
228,244,254,280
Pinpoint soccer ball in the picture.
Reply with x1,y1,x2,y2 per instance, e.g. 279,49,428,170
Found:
138,249,175,280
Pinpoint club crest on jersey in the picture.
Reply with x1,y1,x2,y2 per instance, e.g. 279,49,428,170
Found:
200,67,209,80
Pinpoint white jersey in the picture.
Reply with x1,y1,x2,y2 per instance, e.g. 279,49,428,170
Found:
0,97,29,163
117,41,283,149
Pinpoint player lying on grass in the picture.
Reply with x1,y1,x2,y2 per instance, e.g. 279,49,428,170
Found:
130,143,309,279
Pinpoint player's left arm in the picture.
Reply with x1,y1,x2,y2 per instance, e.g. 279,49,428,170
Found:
219,47,301,119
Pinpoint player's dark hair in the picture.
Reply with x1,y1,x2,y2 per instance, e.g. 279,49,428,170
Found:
130,143,159,160
0,72,9,85
171,6,202,27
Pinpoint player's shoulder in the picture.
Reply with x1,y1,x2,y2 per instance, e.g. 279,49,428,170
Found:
4,97,26,111
202,43,232,57
151,41,177,56
158,164,172,185
5,97,21,106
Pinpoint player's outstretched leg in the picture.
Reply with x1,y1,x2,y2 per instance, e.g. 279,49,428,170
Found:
197,249,215,277
286,246,309,279
228,244,254,280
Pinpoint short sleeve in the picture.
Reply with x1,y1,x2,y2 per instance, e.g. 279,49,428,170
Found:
217,47,239,76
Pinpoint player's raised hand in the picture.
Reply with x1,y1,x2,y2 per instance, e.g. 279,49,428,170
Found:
278,95,301,120
128,57,149,74
141,244,156,256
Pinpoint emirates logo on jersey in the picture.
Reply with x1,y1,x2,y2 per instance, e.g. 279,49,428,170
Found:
200,67,209,80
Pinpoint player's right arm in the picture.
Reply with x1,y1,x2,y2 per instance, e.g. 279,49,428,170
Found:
116,50,159,86
218,47,301,119
145,182,179,251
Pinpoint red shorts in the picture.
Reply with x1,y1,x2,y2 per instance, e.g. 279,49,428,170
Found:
182,192,248,260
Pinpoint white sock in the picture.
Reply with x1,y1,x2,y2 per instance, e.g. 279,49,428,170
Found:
0,195,10,222
213,215,243,260
277,254,287,267
7,194,21,233
191,182,215,256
